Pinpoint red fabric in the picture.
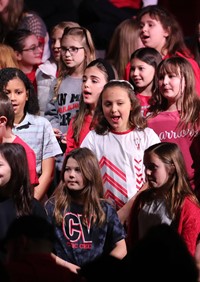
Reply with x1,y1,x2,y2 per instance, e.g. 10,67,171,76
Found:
66,115,92,154
26,66,38,93
136,93,151,117
124,61,131,80
109,0,142,9
13,136,39,186
177,197,200,256
128,195,200,256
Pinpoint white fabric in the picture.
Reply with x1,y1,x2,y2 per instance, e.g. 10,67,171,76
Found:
81,127,160,209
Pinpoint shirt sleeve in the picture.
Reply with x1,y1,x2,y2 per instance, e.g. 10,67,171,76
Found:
177,197,200,256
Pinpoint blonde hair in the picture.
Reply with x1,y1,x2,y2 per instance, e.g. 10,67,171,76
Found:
106,18,142,79
50,21,80,37
54,26,96,97
0,43,19,68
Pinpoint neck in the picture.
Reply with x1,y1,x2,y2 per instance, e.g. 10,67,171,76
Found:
14,113,25,125
0,127,15,143
19,63,33,74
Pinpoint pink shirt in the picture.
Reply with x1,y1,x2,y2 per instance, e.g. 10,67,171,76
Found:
147,111,200,194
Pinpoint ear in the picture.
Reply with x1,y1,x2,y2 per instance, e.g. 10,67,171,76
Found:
15,50,22,61
0,116,7,126
164,27,170,38
169,163,175,175
26,90,29,101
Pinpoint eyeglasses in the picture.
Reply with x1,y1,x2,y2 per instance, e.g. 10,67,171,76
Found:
60,46,84,55
22,43,43,53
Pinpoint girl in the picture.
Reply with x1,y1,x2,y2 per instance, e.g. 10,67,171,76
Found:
45,147,127,273
106,18,144,79
45,26,96,173
127,142,200,256
45,26,96,139
147,56,200,200
5,29,43,91
136,5,200,96
0,93,38,186
66,58,116,154
80,80,160,224
0,143,46,255
129,47,162,117
36,21,80,116
0,0,50,62
0,67,62,202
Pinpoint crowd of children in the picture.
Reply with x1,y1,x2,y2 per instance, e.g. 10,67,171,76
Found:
1,2,200,281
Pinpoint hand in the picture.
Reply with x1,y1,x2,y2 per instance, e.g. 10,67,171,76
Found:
53,128,62,139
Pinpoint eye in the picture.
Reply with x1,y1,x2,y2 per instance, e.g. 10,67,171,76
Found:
61,46,67,52
70,47,78,52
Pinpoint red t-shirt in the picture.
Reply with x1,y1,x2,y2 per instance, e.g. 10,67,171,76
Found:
13,136,39,186
66,115,92,154
109,0,142,9
26,66,38,93
177,197,200,256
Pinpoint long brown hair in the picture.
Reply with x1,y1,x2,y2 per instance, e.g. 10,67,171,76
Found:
46,147,106,226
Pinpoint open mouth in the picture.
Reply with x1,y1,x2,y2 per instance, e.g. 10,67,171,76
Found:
111,116,120,122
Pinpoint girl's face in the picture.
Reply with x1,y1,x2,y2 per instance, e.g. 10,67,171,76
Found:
51,27,64,62
4,77,28,119
139,13,169,54
17,35,42,67
0,0,9,13
82,66,107,110
158,68,185,105
144,152,170,188
64,157,85,191
0,153,11,187
61,35,85,71
130,58,155,89
102,86,132,132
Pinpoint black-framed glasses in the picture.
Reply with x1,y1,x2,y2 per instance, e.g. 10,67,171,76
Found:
22,43,43,53
60,46,84,55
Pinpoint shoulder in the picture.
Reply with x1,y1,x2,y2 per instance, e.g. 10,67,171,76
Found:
182,197,200,210
44,198,55,213
30,114,52,126
36,60,57,77
32,198,47,219
100,200,118,216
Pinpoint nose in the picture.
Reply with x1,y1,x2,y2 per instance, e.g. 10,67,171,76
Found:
145,168,151,176
140,24,147,33
163,75,170,85
131,68,139,76
54,39,61,49
111,104,117,113
8,92,16,100
83,79,89,88
69,170,75,178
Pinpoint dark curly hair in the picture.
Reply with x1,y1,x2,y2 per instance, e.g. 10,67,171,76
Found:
0,67,39,114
